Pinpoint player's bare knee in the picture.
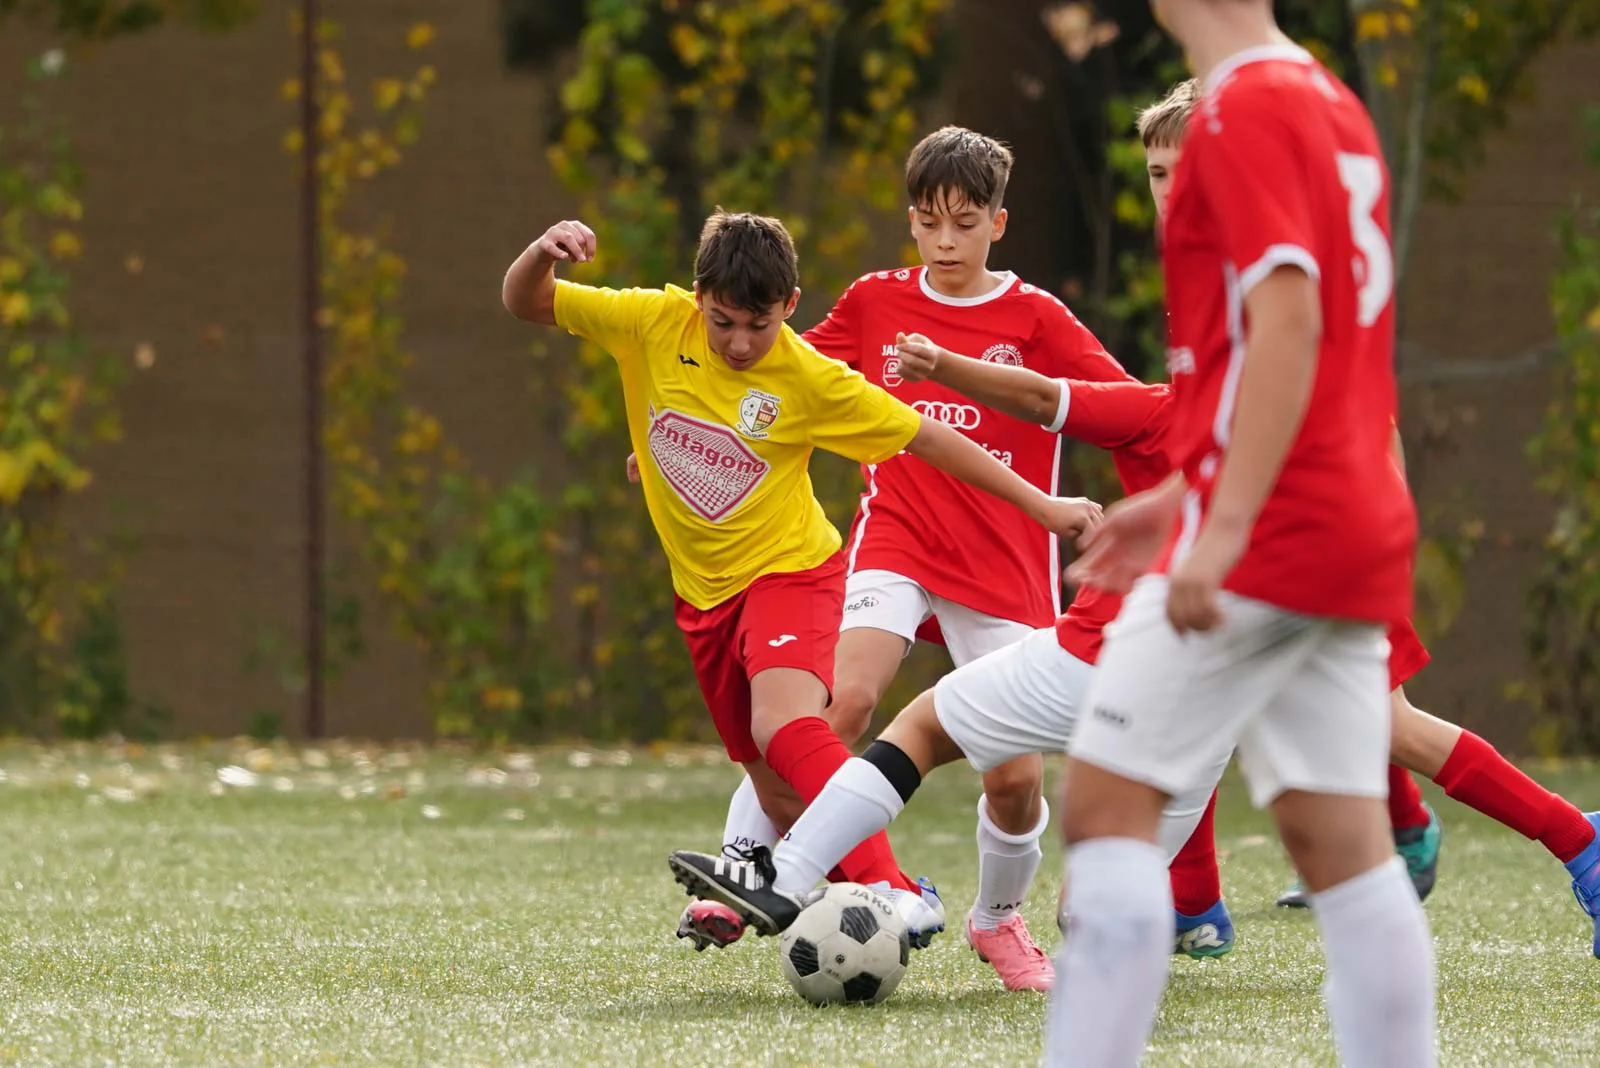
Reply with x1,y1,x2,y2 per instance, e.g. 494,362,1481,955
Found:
824,682,879,745
980,755,1045,833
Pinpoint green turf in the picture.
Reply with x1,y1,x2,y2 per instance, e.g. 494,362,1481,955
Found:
0,741,1595,1066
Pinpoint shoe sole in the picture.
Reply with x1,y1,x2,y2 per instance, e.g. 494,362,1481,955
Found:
675,911,744,951
668,855,784,937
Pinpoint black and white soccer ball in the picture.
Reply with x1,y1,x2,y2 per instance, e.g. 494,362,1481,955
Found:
779,882,911,1006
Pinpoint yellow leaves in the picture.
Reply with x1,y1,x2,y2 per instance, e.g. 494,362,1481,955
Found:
0,441,73,504
1456,73,1490,105
1356,11,1390,41
671,23,709,66
481,686,523,713
0,291,32,326
49,231,81,260
1586,304,1600,334
0,258,21,284
318,47,345,85
406,23,435,51
36,185,83,221
1377,62,1400,89
373,78,405,111
281,78,301,101
1114,189,1148,226
283,128,304,155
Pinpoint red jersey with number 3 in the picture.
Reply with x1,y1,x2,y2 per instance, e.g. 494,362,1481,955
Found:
803,266,1133,627
1156,46,1416,622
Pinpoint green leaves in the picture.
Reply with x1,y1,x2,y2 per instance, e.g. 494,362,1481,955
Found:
1523,106,1600,753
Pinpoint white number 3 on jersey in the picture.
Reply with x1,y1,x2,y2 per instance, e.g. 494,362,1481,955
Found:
1335,153,1394,328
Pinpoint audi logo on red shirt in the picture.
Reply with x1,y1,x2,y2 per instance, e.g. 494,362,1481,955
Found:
912,400,982,429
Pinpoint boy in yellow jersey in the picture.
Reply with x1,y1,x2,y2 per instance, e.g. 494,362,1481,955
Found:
502,210,1101,941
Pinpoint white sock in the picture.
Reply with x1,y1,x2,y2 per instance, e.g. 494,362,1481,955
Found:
1042,838,1171,1068
771,757,904,896
969,794,1048,930
1312,856,1437,1068
722,774,780,852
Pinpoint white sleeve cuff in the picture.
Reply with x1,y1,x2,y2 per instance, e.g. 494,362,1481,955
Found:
1238,244,1320,299
1042,378,1071,434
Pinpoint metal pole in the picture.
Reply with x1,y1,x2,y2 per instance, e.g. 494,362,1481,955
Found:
301,0,326,737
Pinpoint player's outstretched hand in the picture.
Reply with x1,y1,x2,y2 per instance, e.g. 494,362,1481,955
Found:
1034,495,1103,540
625,452,641,484
535,219,597,264
1164,526,1246,635
1067,487,1177,595
893,332,948,382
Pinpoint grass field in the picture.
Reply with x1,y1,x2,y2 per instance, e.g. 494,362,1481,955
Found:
0,740,1596,1067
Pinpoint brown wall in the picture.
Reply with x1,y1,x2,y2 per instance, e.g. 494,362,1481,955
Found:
1395,40,1600,744
1,4,1595,747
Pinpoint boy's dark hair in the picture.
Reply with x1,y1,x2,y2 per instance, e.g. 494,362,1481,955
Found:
693,210,799,314
1137,78,1200,148
905,126,1014,216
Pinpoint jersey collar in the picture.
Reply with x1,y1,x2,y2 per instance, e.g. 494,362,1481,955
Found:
917,266,1019,307
1203,43,1313,95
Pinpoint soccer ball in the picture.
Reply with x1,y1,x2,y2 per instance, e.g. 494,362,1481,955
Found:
778,882,910,1006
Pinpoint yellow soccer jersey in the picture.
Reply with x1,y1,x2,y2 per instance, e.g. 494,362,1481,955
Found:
555,280,921,609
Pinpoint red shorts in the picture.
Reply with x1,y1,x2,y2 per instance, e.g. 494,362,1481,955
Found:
1387,618,1431,692
674,552,846,763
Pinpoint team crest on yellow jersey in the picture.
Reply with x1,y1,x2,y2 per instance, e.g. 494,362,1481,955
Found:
737,388,781,439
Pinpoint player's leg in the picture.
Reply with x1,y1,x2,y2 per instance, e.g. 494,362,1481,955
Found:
672,626,1087,965
1388,687,1600,956
933,599,1055,979
1044,577,1279,1068
713,571,923,860
1166,790,1237,958
1249,623,1436,1068
671,687,961,941
1276,619,1442,908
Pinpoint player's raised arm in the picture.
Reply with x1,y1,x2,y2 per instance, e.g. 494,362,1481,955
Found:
894,332,1064,427
501,219,597,324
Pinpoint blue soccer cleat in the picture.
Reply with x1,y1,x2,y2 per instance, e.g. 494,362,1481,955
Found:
1565,811,1600,960
878,876,947,949
1393,803,1443,902
1174,898,1235,959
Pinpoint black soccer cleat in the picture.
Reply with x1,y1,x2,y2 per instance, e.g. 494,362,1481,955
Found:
668,845,805,936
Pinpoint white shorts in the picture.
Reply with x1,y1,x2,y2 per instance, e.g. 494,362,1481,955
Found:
933,625,1227,861
1071,576,1392,809
842,569,1032,668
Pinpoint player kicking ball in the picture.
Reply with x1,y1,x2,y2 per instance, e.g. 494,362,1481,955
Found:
666,372,1240,956
502,209,1101,948
1139,75,1600,944
1045,1,1438,1063
663,126,1137,991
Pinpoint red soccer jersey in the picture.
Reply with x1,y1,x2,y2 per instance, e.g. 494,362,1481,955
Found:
1051,379,1176,663
803,266,1132,627
1155,46,1417,622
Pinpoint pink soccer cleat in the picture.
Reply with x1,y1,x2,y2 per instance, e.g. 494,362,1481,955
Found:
966,914,1055,992
676,899,747,951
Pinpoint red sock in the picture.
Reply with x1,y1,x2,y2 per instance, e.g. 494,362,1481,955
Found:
1433,731,1597,863
1168,790,1222,916
764,717,915,891
1386,764,1432,830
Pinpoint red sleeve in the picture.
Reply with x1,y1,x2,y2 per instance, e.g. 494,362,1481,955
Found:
801,277,866,368
1060,380,1173,450
1188,83,1325,298
1030,296,1133,384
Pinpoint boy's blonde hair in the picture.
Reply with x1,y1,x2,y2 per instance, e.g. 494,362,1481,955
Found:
1137,78,1200,148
